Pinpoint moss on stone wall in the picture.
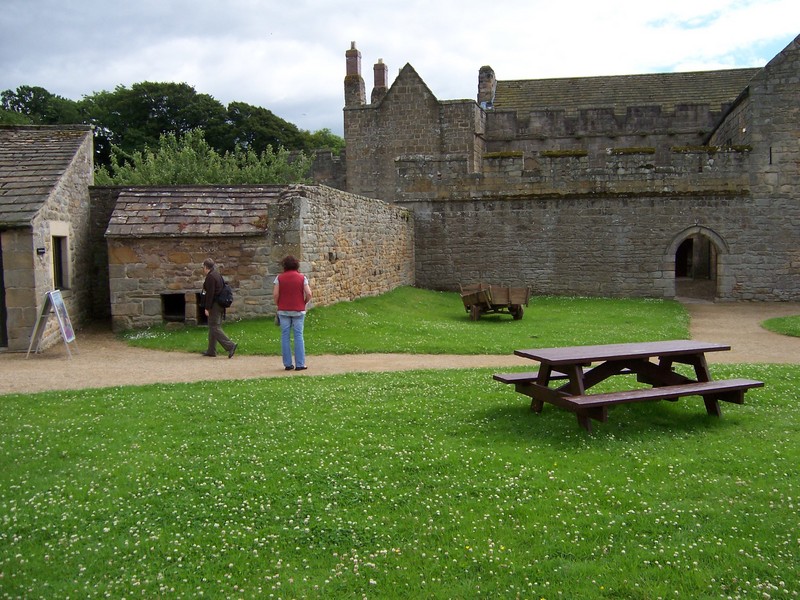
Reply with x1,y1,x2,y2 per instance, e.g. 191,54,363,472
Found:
540,149,589,158
608,147,656,155
671,145,753,154
484,151,524,159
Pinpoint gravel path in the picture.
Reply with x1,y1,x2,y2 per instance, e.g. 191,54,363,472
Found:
3,301,800,395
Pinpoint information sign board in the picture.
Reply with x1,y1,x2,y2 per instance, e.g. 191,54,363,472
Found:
26,290,78,358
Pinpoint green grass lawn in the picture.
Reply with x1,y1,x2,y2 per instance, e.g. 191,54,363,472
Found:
1,365,797,598
122,287,690,355
2,291,798,598
763,314,800,338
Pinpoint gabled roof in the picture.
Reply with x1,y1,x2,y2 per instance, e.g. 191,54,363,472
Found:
493,68,760,116
105,185,286,237
0,125,92,227
379,63,439,105
763,33,799,71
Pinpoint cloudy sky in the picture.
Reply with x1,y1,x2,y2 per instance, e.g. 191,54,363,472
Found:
2,0,797,136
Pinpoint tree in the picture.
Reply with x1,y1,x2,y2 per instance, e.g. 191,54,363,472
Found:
0,108,32,125
305,128,345,153
79,82,229,166
94,128,311,185
224,101,309,154
2,82,346,167
1,85,82,124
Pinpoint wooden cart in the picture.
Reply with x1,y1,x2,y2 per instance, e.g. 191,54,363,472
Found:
460,283,530,321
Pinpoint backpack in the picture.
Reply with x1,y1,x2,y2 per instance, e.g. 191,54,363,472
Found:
216,278,234,308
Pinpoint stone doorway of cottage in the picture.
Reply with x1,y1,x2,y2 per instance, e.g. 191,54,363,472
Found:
0,238,7,347
672,229,720,301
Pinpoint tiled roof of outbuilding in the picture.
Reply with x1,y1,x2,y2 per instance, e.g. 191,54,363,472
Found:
493,68,761,115
0,125,92,227
105,186,286,237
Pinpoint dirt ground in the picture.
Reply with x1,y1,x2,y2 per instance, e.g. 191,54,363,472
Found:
3,300,800,395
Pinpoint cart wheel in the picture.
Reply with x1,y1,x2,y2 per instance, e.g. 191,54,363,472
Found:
470,305,481,321
512,305,524,320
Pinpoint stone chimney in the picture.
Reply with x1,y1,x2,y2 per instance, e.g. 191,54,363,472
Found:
344,41,366,107
371,58,389,104
478,65,496,109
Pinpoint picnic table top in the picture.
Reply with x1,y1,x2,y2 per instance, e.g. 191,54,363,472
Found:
514,340,731,365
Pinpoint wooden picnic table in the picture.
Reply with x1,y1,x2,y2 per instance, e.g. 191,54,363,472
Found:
494,340,764,433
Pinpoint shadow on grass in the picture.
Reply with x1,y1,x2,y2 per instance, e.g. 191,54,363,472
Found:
445,312,532,325
471,398,743,444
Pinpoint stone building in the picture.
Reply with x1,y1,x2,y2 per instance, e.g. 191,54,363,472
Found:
340,35,800,301
0,125,95,351
104,184,413,331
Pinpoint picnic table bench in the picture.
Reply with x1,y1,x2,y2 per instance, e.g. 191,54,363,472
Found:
494,341,764,433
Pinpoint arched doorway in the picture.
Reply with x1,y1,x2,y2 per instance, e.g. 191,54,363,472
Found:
671,229,722,300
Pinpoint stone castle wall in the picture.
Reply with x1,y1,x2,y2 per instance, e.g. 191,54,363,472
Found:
345,66,484,201
286,186,414,306
485,104,723,158
727,40,800,204
400,141,799,301
411,191,798,301
395,146,752,200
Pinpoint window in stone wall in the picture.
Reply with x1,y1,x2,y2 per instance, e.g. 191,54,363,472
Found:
52,235,69,290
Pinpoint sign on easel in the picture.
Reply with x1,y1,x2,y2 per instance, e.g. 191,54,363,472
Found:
26,290,78,358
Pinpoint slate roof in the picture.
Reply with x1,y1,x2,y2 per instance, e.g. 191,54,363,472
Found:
493,68,761,116
106,186,286,237
0,125,92,227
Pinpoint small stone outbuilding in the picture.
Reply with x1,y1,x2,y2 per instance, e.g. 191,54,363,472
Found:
104,184,414,331
0,125,95,351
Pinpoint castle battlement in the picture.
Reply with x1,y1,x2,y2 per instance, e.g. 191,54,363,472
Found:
486,103,727,141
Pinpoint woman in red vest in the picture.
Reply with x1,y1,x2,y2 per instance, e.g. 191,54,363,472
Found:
273,255,313,370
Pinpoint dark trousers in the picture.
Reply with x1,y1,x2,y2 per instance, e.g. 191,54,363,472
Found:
206,303,235,355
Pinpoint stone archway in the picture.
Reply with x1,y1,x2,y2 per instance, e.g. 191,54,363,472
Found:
667,227,728,300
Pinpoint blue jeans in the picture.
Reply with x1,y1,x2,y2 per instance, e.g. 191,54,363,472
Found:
279,313,306,368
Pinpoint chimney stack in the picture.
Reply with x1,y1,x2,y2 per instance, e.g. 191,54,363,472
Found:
344,41,366,107
478,65,496,109
371,58,388,104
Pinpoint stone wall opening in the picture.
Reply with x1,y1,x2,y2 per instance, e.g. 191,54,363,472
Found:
675,238,693,278
674,233,717,300
161,293,186,323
